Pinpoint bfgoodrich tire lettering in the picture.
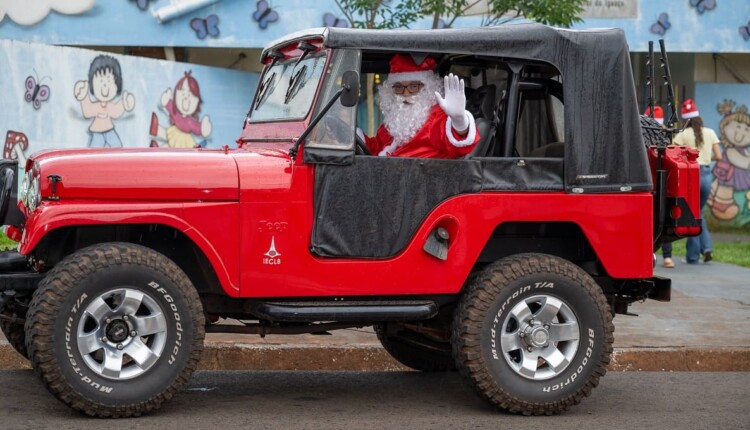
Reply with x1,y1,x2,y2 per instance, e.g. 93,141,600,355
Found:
452,253,613,415
24,243,205,418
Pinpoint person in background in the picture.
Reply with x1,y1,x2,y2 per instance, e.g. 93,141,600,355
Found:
673,99,723,264
645,106,675,268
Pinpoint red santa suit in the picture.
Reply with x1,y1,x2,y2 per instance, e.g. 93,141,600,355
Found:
365,105,479,158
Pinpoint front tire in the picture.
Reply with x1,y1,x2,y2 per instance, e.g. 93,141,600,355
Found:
25,243,205,417
452,253,613,415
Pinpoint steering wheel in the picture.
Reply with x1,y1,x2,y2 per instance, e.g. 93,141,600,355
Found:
355,130,371,155
321,115,372,156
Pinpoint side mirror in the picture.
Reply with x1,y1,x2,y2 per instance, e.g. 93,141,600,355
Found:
339,70,360,107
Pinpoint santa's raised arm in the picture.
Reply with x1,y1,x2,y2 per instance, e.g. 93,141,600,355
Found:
359,54,480,158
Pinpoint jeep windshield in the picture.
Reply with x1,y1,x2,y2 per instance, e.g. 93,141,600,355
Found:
247,52,327,123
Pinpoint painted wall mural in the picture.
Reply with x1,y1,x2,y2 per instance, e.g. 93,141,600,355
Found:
150,71,213,148
0,39,258,162
697,84,750,228
74,55,136,148
0,0,748,52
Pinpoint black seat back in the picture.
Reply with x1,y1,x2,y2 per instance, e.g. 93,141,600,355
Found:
464,84,497,158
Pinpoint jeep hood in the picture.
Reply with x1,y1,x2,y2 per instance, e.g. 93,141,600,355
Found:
32,148,239,201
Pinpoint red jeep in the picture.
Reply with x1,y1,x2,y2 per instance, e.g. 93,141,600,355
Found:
0,24,700,417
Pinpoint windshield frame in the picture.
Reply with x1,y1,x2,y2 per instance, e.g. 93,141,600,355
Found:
246,49,331,125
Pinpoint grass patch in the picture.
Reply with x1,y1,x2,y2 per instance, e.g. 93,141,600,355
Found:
667,238,750,268
0,233,16,250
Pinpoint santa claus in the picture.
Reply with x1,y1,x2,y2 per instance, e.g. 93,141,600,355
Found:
358,54,480,158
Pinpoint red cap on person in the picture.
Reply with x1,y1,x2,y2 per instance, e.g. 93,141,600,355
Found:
644,106,664,124
389,54,436,82
681,99,700,119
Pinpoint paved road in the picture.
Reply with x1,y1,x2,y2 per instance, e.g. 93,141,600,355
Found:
1,370,747,429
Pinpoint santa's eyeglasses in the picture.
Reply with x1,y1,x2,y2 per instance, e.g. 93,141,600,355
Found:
391,82,424,95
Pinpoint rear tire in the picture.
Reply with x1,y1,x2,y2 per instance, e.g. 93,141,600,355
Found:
25,243,205,417
1,305,28,359
375,323,455,372
452,253,613,415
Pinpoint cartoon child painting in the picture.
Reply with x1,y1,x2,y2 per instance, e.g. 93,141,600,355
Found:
709,102,750,221
74,55,135,147
149,71,212,148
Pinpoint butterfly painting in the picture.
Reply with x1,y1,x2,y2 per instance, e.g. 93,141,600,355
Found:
131,0,156,11
24,73,51,110
322,12,348,28
190,14,220,39
740,21,750,41
650,13,670,36
252,0,278,30
689,0,716,15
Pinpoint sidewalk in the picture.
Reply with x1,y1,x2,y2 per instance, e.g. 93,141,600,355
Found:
2,260,749,371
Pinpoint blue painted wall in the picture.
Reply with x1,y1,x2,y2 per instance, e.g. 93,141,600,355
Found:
0,0,748,53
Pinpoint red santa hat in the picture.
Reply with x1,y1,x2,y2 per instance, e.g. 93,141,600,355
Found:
644,106,664,124
681,99,700,119
389,54,436,82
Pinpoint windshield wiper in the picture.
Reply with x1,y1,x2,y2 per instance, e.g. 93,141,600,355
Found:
254,71,277,111
284,65,307,105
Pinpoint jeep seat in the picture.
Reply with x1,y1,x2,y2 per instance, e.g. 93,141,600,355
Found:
464,84,497,158
528,141,564,157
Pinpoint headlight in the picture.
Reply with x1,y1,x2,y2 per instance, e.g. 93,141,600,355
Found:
20,170,30,207
27,176,40,212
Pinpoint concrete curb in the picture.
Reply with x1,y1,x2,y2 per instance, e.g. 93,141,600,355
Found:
2,342,749,372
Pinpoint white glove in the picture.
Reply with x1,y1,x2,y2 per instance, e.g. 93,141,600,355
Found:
435,73,469,132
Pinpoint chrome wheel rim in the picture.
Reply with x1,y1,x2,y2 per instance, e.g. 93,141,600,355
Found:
499,294,580,381
77,288,168,380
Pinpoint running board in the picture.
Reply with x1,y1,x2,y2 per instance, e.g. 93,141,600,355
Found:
252,300,439,322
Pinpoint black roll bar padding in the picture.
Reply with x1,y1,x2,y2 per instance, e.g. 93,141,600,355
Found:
501,63,523,157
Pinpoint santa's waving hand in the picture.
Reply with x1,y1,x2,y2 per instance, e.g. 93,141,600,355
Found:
436,74,470,134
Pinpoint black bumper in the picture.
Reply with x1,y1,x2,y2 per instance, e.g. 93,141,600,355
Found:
648,276,671,302
0,250,43,293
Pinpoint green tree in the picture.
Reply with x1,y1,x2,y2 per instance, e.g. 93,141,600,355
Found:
334,0,424,29
336,0,587,29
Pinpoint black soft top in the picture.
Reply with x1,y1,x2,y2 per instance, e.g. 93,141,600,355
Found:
264,24,651,193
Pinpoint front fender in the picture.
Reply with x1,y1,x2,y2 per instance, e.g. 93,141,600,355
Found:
19,201,240,296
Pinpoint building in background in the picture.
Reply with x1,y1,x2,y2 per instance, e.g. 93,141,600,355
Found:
1,0,748,227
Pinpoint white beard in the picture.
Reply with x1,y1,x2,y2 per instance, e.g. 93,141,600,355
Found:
376,74,442,155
